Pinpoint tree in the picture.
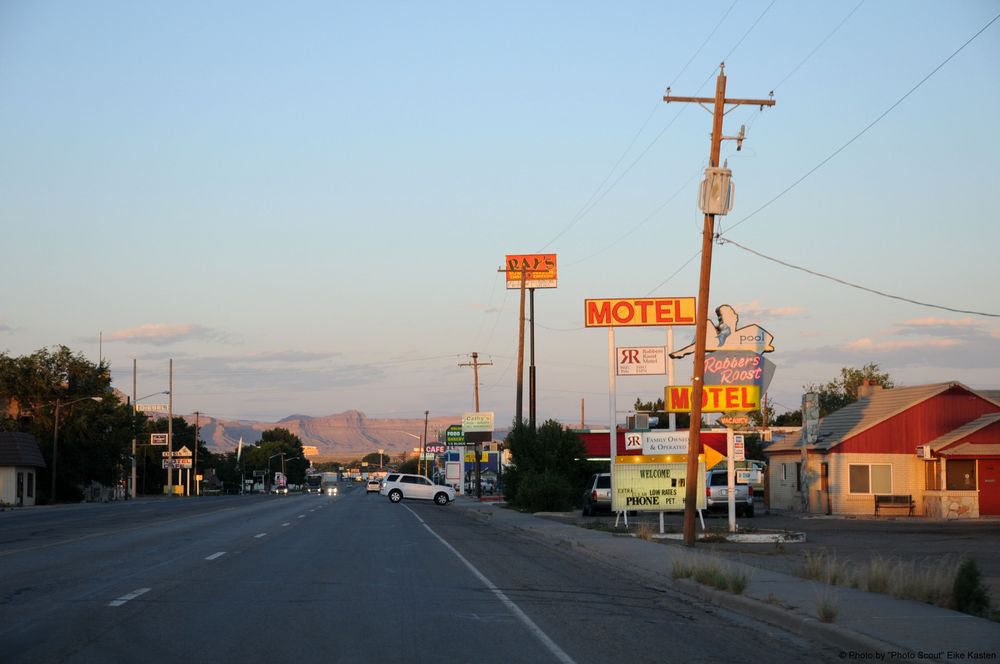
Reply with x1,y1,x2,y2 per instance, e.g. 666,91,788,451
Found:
503,419,587,511
0,346,124,502
774,363,896,422
632,397,694,429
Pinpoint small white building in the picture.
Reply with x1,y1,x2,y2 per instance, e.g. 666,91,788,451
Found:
0,432,47,507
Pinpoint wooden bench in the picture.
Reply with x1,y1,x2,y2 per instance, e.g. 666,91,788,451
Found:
874,494,914,516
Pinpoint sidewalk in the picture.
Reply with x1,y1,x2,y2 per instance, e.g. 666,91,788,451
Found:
452,497,1000,658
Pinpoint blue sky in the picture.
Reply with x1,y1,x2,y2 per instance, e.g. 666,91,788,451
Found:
2,1,998,424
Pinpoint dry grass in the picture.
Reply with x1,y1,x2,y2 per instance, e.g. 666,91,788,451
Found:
816,588,839,623
635,522,655,541
671,554,750,594
796,549,963,610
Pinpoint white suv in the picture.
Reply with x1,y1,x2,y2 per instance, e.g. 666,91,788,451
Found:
380,473,455,505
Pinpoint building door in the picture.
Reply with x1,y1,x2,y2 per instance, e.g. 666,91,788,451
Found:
979,459,1000,516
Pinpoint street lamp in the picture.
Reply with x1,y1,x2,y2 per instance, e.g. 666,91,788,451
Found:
378,448,385,470
266,453,282,492
131,390,169,499
51,395,104,503
397,431,422,474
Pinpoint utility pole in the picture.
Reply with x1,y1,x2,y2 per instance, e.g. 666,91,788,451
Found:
131,359,137,499
167,359,173,496
459,352,492,499
422,410,429,480
515,265,527,425
458,352,492,412
663,63,774,546
193,411,201,497
529,286,536,430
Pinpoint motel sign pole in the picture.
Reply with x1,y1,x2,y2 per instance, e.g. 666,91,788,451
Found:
663,64,774,546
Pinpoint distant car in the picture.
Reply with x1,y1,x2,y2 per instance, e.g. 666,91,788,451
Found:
380,473,455,505
366,479,381,493
324,485,338,496
705,468,754,517
582,473,611,516
272,485,288,495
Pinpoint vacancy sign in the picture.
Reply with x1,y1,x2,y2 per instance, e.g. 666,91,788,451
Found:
617,346,666,376
584,297,695,327
665,385,762,413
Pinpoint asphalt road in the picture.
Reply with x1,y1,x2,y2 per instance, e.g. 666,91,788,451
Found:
0,487,840,663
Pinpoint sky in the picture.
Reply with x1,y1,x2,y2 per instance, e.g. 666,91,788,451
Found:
1,0,998,426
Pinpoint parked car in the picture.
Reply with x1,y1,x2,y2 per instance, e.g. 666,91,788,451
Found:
380,473,455,505
582,473,611,516
705,468,754,517
366,479,381,493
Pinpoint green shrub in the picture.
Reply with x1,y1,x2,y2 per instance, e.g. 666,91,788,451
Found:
952,559,991,616
514,470,575,512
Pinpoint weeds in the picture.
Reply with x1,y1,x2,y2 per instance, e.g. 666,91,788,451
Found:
793,550,991,619
671,555,750,595
635,522,655,541
816,588,839,623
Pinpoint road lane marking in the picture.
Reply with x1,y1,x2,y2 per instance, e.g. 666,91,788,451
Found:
406,506,576,664
205,551,226,560
109,587,151,607
0,506,238,558
297,514,305,518
281,522,291,527
254,533,266,538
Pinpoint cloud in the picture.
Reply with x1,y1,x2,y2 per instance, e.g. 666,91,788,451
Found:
901,316,980,328
843,337,962,352
105,323,220,346
241,350,340,363
734,300,807,319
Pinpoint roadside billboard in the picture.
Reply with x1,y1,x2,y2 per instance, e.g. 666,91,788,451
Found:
462,412,494,433
665,385,761,413
505,254,557,289
611,460,707,512
584,297,696,327
616,346,666,376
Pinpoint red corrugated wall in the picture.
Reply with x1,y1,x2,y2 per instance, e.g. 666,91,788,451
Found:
837,387,999,454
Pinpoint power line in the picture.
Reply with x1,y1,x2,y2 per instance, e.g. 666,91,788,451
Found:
722,10,1000,237
718,237,1000,318
535,2,740,252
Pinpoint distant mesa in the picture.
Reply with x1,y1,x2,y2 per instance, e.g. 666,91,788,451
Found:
179,410,461,459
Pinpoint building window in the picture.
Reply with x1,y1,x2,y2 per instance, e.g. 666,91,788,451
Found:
782,463,788,481
27,472,34,498
795,462,802,492
924,460,940,491
849,464,892,494
945,460,976,490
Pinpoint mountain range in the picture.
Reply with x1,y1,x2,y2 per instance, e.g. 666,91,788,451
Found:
183,410,467,461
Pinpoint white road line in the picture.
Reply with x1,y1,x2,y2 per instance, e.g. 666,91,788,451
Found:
297,514,305,519
407,506,576,664
254,533,266,538
281,522,291,527
108,587,151,607
205,551,226,561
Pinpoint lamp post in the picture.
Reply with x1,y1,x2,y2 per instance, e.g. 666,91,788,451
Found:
131,390,169,499
51,395,103,503
397,431,422,474
267,452,282,492
378,448,384,470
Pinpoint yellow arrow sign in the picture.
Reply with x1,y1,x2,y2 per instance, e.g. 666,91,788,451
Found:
702,444,725,470
615,444,726,469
